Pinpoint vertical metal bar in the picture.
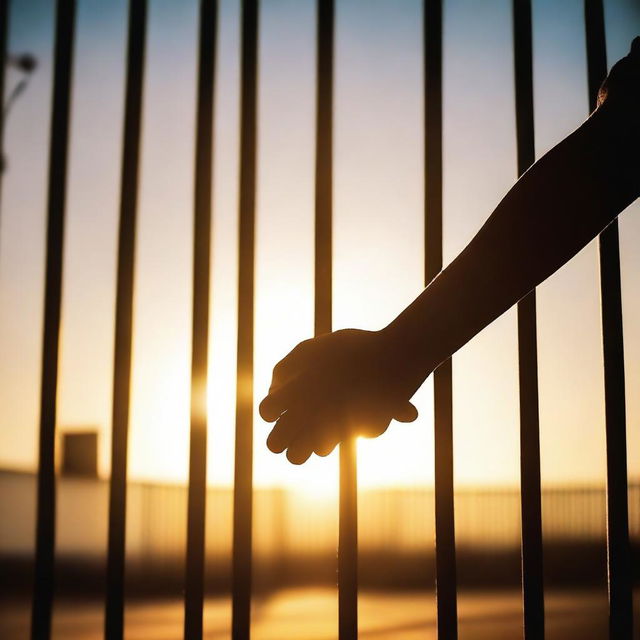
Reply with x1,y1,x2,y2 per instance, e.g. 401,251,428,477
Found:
315,1,358,637
232,0,258,637
424,2,457,638
584,2,633,638
184,1,217,639
314,0,333,339
516,295,545,637
338,438,358,640
104,1,147,637
512,1,545,638
30,1,75,638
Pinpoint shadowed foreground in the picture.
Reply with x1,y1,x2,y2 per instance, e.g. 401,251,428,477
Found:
3,588,637,639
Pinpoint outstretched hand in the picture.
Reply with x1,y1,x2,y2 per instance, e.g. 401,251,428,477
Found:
262,37,640,467
259,328,419,464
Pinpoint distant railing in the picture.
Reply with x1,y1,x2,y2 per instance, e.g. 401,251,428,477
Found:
5,0,632,639
3,469,638,560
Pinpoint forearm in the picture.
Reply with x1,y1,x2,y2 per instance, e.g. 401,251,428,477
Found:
383,101,640,394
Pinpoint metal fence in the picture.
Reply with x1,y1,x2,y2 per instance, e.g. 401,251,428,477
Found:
5,468,639,560
4,0,633,638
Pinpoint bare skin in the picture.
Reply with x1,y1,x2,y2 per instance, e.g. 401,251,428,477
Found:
260,38,640,465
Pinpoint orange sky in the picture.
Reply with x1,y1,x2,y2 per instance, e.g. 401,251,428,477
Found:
0,0,639,492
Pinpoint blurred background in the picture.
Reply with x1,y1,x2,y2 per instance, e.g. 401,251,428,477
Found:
1,0,640,638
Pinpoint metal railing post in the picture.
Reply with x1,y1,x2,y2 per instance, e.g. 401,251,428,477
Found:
424,2,457,638
584,1,633,637
184,1,217,639
232,1,258,637
31,1,76,637
105,1,147,637
512,1,545,638
314,1,359,637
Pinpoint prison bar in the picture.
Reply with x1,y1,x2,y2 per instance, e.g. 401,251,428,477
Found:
512,1,545,638
183,1,217,639
232,0,258,637
338,440,358,639
424,1,458,638
314,0,333,339
31,1,76,638
312,0,359,637
583,1,633,638
104,0,147,637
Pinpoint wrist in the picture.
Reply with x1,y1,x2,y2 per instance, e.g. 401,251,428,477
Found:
378,317,437,396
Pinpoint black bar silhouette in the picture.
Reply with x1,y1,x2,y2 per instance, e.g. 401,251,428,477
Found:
184,1,217,638
512,1,545,638
232,0,258,637
338,438,358,640
105,0,147,637
314,0,333,339
584,2,633,638
314,0,359,637
31,1,75,638
424,2,458,638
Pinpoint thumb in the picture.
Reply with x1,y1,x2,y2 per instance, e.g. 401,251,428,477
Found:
393,401,419,423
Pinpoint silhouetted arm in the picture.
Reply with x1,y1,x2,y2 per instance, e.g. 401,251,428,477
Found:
260,40,640,465
385,95,640,396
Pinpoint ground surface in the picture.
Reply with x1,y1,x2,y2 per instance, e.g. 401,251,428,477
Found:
2,588,637,639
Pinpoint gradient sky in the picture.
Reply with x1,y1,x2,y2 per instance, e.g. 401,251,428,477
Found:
0,0,639,491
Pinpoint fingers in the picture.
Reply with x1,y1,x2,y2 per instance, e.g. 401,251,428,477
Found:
286,429,337,464
264,394,418,464
314,436,338,457
393,401,419,423
286,415,342,464
347,398,418,440
259,344,311,423
266,411,298,453
267,405,342,463
260,338,322,422
267,411,323,464
259,382,297,422
286,427,317,465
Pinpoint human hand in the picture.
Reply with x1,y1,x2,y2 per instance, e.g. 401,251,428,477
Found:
259,328,419,464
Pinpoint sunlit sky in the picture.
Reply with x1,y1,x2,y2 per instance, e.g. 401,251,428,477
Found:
0,0,639,492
